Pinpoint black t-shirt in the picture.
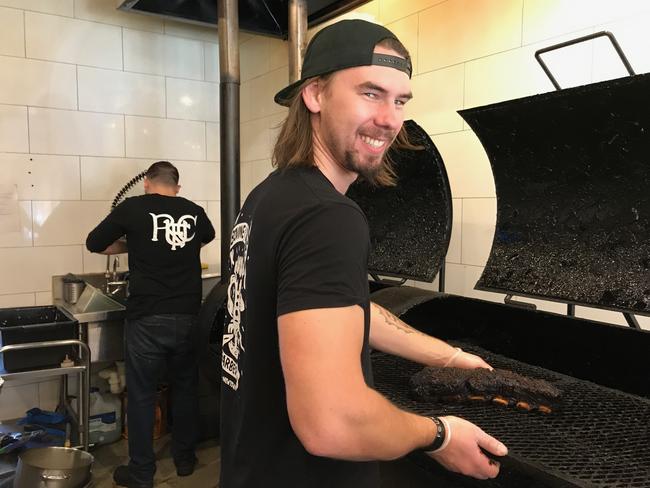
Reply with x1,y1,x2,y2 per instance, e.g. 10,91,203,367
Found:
220,167,379,488
86,194,215,319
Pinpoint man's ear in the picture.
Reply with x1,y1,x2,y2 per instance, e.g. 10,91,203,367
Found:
143,177,150,192
301,79,323,114
175,185,181,195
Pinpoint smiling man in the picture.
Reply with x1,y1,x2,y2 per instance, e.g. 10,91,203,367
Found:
219,19,507,488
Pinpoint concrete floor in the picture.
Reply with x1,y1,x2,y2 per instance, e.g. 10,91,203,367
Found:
91,435,220,487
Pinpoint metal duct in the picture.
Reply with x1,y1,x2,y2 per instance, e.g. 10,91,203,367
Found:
218,0,240,282
288,0,308,83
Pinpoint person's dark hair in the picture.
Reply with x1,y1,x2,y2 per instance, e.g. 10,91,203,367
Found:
271,38,419,187
145,160,179,186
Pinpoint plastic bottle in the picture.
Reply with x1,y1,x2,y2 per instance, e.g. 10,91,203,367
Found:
88,388,122,446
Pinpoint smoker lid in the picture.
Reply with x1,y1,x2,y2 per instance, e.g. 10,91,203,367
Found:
347,120,452,282
459,73,650,316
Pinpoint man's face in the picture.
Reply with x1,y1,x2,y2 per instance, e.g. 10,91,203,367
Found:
313,47,412,183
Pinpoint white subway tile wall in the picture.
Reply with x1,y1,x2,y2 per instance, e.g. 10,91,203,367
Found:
0,56,77,109
0,154,80,200
0,0,73,17
0,0,222,419
2,0,650,419
0,7,25,57
77,67,166,117
166,77,219,122
0,105,29,152
125,115,205,160
29,108,125,156
25,12,123,69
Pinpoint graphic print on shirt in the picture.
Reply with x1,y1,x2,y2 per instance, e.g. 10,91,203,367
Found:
222,220,250,391
149,213,197,250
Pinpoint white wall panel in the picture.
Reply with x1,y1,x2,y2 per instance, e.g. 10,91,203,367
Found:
0,246,82,294
0,154,80,200
78,67,165,117
461,198,497,267
25,12,122,69
419,0,523,72
406,65,464,135
163,19,218,43
0,0,72,16
125,116,205,161
432,131,495,198
29,108,124,157
0,56,77,110
80,157,149,201
32,201,109,246
0,293,36,308
0,7,24,57
0,201,32,248
166,78,219,122
174,161,220,201
206,123,220,162
0,105,28,153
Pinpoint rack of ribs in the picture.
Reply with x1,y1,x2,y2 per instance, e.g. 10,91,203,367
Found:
409,367,562,413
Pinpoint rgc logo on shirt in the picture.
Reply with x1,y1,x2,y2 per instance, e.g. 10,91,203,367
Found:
149,213,197,250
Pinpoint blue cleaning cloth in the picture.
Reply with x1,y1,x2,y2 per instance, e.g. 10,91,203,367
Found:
17,408,67,426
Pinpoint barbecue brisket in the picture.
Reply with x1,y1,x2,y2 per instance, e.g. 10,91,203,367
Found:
410,367,561,413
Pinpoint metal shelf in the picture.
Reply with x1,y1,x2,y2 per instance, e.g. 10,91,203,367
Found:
0,365,86,382
0,340,90,451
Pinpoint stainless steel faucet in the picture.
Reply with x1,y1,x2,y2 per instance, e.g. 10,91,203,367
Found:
106,255,127,295
112,256,120,282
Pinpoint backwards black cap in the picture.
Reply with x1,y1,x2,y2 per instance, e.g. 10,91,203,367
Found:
274,19,412,107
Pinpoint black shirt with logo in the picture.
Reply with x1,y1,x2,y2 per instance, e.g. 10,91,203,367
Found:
86,194,215,319
220,167,379,488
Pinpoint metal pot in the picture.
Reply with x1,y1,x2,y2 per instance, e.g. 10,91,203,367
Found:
14,447,93,488
62,278,85,305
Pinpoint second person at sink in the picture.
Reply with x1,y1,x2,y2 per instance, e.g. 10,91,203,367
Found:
86,160,216,488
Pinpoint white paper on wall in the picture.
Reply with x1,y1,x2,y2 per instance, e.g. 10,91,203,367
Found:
0,184,20,233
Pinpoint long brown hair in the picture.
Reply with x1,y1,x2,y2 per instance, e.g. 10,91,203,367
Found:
271,38,419,187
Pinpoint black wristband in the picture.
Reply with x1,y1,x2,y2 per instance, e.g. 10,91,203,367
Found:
420,416,446,453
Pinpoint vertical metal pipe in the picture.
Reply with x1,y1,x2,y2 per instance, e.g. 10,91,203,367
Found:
288,0,308,83
218,0,240,283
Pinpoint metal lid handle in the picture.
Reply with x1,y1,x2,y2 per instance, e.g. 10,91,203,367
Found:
535,31,635,90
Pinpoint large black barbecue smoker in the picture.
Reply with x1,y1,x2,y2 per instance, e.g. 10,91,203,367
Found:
197,17,650,488
347,31,650,487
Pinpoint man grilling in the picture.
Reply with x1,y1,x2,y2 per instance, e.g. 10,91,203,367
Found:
219,19,508,488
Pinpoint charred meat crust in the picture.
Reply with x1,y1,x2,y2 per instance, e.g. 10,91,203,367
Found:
409,367,561,413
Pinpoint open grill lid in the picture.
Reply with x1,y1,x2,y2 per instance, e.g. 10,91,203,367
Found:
459,73,650,316
347,120,453,282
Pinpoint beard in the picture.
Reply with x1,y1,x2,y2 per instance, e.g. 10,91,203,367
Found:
342,149,384,185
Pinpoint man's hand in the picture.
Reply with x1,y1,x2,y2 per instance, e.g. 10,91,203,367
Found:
428,416,507,480
448,349,493,370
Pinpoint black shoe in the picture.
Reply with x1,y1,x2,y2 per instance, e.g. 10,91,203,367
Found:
112,465,153,488
175,456,198,477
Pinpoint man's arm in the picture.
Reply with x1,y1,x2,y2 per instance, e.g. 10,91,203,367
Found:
369,302,491,369
278,305,506,478
86,208,127,254
95,239,128,255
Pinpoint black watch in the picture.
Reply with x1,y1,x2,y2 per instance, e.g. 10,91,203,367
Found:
420,416,446,452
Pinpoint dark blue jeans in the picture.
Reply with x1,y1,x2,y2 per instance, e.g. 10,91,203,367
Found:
125,314,198,483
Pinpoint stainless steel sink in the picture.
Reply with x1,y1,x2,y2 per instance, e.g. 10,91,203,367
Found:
79,272,129,306
53,275,127,363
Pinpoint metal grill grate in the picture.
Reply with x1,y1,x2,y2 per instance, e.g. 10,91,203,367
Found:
372,344,650,488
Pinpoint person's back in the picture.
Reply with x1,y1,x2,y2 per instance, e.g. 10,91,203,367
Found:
106,193,208,318
86,160,215,488
220,167,379,487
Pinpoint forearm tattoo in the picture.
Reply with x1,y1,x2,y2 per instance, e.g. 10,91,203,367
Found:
373,303,427,337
